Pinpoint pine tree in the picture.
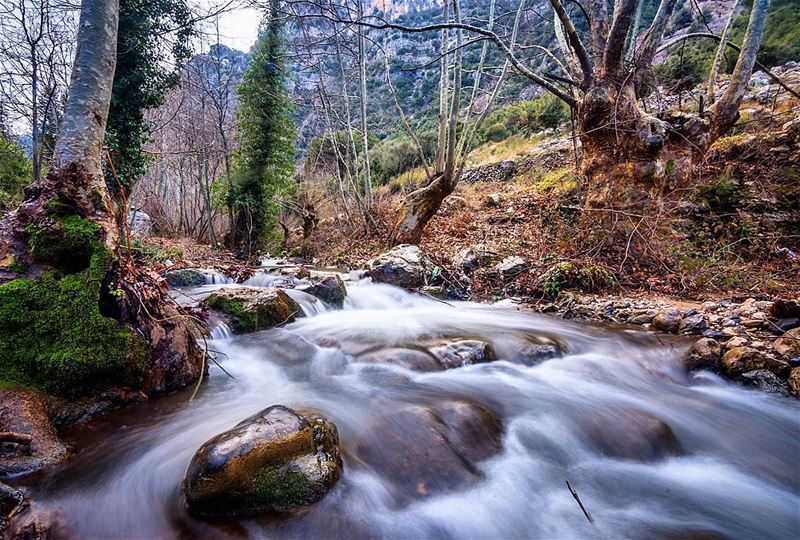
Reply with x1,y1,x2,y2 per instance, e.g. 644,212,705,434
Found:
229,2,296,255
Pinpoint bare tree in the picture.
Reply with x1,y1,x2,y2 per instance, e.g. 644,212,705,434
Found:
0,0,76,182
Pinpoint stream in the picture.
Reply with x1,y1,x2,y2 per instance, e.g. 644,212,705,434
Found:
16,276,800,539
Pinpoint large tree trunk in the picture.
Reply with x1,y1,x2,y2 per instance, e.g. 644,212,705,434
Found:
1,0,119,274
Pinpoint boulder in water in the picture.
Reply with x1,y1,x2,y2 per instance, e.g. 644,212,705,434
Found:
302,275,347,308
358,347,444,372
184,405,342,516
739,369,789,396
578,409,681,461
0,481,25,530
428,339,496,369
164,268,207,288
204,287,301,333
366,245,426,289
355,400,501,500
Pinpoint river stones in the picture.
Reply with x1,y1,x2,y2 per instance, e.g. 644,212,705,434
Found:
183,405,342,517
354,400,502,500
428,339,496,368
203,287,301,333
652,309,682,334
773,328,800,358
300,275,347,308
366,245,426,289
0,482,25,532
357,339,496,372
578,409,681,461
721,347,766,377
684,338,722,371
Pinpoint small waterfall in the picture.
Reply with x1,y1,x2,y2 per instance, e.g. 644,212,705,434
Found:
284,289,329,317
204,271,234,285
209,321,233,340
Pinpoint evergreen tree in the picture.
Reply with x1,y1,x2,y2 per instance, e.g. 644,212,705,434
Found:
104,0,194,199
229,2,296,255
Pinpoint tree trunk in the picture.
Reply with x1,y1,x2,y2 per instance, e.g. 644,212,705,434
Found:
390,173,452,245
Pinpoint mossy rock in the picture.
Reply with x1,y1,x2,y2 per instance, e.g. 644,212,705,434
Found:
183,405,342,516
203,287,301,333
164,268,207,288
0,216,146,396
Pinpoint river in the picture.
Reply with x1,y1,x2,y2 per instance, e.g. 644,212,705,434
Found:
17,278,800,539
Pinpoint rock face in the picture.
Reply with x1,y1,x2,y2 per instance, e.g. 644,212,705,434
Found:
204,287,301,333
0,389,68,478
355,401,501,499
302,275,347,308
184,406,342,517
366,245,426,289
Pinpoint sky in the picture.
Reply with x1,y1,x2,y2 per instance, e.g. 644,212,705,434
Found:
208,5,262,52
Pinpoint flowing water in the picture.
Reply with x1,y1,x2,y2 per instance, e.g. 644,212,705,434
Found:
17,279,800,539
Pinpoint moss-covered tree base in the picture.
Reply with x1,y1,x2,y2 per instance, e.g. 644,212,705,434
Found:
0,217,146,396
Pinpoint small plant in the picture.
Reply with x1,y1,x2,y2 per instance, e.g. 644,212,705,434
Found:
540,261,616,299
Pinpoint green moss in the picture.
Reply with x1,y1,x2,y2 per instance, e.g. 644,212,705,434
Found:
27,215,102,272
0,216,146,396
206,296,257,333
7,256,27,274
251,467,315,510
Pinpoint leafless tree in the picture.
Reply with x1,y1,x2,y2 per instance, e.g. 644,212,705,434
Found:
0,0,77,182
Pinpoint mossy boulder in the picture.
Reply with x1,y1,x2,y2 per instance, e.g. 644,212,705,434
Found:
0,216,146,395
164,268,207,288
183,405,342,516
203,287,301,333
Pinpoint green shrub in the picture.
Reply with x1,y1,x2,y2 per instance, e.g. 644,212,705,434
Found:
485,123,510,142
540,262,616,299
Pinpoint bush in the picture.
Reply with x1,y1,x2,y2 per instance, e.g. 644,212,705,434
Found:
539,261,616,299
485,122,510,142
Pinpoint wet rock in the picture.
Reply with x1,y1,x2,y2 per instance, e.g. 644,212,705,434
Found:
652,310,682,334
428,339,496,369
788,368,800,397
721,347,766,377
494,256,528,279
302,275,346,308
295,266,311,279
164,268,207,288
454,244,496,272
358,348,443,372
366,245,426,289
184,405,342,516
685,338,721,371
765,356,791,379
204,287,301,333
0,389,68,478
724,336,748,350
773,328,800,358
578,409,681,461
355,401,501,500
679,313,707,334
739,370,789,396
509,343,561,366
